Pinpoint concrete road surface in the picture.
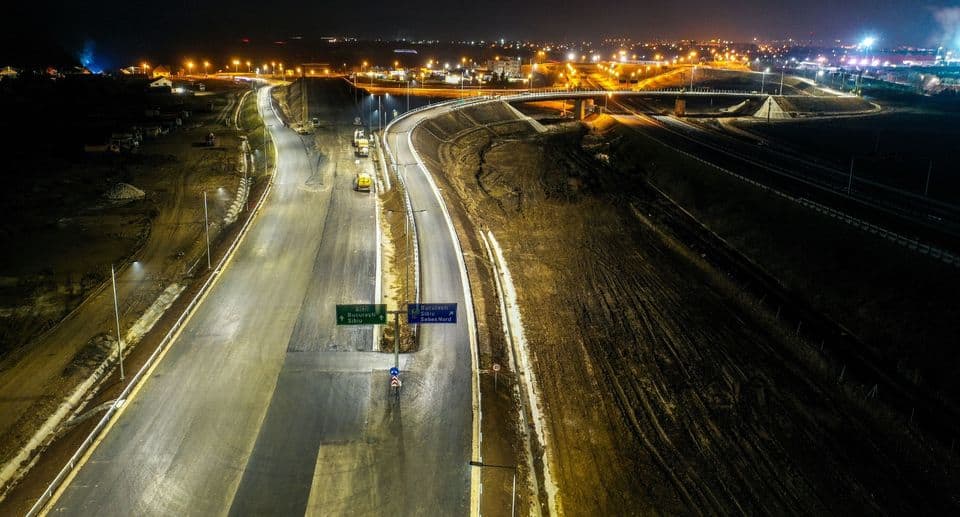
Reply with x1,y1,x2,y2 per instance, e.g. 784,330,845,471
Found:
48,83,476,516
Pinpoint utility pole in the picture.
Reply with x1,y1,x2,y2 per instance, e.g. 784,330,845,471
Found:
925,160,933,197
302,76,309,127
403,202,410,303
779,68,784,95
847,157,855,194
378,95,383,132
760,70,766,94
263,121,269,170
111,264,125,381
406,208,426,303
203,191,211,269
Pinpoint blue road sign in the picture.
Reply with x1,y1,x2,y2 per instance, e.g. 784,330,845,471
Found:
390,367,399,376
408,303,458,324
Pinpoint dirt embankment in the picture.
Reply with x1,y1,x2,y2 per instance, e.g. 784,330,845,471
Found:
0,80,266,511
413,103,960,514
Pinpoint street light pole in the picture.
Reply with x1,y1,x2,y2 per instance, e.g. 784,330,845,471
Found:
111,264,125,381
779,67,785,95
847,157,855,194
203,191,211,269
761,70,766,94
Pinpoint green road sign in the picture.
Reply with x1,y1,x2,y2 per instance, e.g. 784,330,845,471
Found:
336,304,387,325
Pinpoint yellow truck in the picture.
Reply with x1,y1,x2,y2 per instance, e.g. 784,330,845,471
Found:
354,172,373,192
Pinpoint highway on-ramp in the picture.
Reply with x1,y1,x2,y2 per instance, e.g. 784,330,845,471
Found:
45,82,477,516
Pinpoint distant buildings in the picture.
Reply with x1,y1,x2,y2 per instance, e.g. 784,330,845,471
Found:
151,65,171,78
485,57,522,78
0,66,18,79
148,77,173,89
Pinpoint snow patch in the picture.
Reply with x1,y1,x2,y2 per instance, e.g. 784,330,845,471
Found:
124,284,186,346
103,182,145,201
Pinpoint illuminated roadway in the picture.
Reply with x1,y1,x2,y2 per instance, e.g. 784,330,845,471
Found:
46,83,475,515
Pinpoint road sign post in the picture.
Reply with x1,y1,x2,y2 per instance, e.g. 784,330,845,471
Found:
393,311,400,374
493,363,500,391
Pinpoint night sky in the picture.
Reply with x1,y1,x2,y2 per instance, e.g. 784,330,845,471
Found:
6,1,960,66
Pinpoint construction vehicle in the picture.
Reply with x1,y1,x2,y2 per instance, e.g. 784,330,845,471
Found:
353,128,365,147
355,137,370,157
354,172,373,192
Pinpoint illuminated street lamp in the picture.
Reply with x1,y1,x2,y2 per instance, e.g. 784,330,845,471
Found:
203,60,210,76
232,59,240,74
110,264,125,381
761,67,770,94
186,61,195,76
246,60,251,73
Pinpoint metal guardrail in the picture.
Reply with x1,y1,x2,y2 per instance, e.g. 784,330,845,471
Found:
500,88,780,100
797,198,959,266
633,113,960,268
24,87,280,517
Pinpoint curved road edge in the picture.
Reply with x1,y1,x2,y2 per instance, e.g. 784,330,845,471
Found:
29,86,280,517
382,100,483,516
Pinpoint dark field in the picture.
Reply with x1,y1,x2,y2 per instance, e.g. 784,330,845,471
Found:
736,111,960,204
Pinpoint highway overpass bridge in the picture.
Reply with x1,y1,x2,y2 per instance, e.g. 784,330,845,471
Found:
497,88,805,118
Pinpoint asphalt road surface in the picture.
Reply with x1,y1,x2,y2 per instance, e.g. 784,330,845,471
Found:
48,82,475,516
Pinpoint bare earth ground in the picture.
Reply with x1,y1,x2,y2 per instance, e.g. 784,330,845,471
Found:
0,80,256,499
412,102,960,515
